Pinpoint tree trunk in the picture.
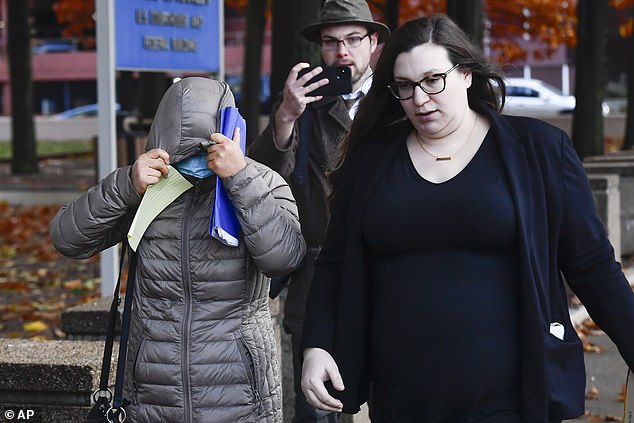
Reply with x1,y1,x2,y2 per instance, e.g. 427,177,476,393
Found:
571,0,608,159
623,6,634,150
384,0,399,32
270,0,321,98
8,1,38,174
117,71,137,113
446,0,483,48
242,0,267,144
137,72,169,120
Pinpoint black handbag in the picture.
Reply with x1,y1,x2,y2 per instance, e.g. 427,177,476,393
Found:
85,244,137,423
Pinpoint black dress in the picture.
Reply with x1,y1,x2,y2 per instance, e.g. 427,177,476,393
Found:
362,132,522,423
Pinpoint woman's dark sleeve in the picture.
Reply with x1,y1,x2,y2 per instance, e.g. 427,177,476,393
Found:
558,134,634,370
301,170,352,354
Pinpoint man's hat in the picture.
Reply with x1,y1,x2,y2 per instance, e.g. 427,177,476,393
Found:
301,0,390,44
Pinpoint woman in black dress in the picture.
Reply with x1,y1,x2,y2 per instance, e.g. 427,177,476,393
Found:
300,14,634,423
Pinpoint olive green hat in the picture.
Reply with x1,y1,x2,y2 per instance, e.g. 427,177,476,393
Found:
301,0,390,44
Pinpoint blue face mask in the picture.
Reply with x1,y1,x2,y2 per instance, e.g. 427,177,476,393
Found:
173,152,214,178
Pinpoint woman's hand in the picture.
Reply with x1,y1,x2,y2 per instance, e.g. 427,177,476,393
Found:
131,148,170,195
207,127,247,178
301,347,345,412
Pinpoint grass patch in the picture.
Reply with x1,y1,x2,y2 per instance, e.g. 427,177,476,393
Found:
0,140,94,160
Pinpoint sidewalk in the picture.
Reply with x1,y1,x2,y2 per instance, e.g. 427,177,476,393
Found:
561,267,634,422
566,331,628,422
0,155,94,204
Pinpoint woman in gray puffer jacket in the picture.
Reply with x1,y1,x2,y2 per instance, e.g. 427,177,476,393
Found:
50,77,306,423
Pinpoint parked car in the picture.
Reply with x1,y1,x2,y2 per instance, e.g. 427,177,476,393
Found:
502,77,610,116
52,103,121,120
32,39,77,54
225,74,271,114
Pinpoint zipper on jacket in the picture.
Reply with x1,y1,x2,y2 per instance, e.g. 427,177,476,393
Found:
132,339,145,405
237,335,264,414
181,192,195,423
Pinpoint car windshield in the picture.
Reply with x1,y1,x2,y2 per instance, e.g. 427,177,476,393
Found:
533,80,565,96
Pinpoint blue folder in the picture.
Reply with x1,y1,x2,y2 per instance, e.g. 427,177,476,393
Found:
209,107,246,246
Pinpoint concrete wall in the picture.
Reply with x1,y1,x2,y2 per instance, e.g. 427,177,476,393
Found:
587,174,621,261
0,113,625,143
540,113,626,139
0,116,274,142
585,157,634,256
0,116,99,142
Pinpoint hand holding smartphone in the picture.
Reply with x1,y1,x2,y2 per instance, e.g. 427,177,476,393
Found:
298,65,353,97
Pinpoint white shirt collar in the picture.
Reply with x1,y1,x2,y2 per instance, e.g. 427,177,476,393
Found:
342,74,373,119
341,74,372,100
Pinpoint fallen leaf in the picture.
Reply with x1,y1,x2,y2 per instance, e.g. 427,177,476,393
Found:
0,281,30,292
63,279,83,290
583,343,604,353
23,320,49,332
585,385,599,400
617,383,626,402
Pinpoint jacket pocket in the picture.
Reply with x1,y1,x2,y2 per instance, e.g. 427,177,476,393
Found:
237,334,264,414
132,339,146,405
543,331,585,418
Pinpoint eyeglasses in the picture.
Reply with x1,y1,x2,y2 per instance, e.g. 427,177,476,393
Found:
387,63,461,100
320,32,371,50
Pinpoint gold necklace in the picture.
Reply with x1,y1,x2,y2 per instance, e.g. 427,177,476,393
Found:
416,114,478,161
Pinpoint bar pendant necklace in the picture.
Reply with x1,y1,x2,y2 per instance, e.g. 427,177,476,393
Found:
416,115,478,161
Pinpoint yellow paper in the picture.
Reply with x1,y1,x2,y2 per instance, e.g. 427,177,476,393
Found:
127,166,193,251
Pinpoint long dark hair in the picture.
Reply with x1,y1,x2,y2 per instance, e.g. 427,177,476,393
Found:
335,14,506,180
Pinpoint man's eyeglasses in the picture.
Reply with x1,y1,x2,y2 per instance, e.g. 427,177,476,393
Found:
387,63,461,100
320,32,371,50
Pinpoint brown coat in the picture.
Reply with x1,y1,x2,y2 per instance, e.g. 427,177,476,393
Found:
248,94,351,332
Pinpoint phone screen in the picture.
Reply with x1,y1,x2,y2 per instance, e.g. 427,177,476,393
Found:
298,65,353,96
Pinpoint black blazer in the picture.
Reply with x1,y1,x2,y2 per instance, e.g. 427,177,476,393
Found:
302,109,634,421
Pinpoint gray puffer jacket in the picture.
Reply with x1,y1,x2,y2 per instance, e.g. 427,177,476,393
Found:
50,77,306,423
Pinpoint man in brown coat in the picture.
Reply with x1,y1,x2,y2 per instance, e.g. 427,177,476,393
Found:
247,1,389,422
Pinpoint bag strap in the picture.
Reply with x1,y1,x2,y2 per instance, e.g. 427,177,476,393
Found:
112,248,137,409
93,245,127,404
90,244,137,422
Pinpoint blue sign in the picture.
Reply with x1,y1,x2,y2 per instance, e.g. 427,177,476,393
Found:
115,0,221,72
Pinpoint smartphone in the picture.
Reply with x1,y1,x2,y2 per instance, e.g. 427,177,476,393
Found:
298,65,353,96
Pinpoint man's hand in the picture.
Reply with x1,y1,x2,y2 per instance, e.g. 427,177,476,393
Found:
277,63,329,123
207,127,247,178
131,148,170,195
273,63,330,148
301,347,345,412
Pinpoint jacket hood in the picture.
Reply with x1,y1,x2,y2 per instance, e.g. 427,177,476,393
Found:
146,77,235,164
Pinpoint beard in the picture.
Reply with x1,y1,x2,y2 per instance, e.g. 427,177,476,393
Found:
352,62,371,85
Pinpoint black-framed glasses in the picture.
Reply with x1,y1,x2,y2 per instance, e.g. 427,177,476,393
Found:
387,63,461,100
320,32,371,50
